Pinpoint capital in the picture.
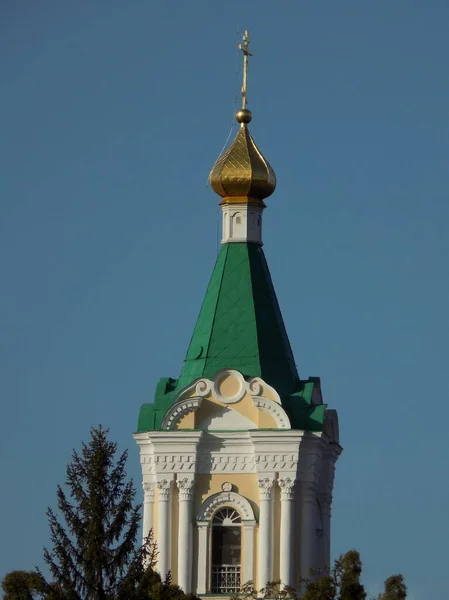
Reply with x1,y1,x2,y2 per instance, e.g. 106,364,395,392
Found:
258,476,275,500
278,476,296,500
177,477,195,501
143,482,155,501
156,478,173,501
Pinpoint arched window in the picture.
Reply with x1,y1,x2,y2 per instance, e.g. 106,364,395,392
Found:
211,507,242,594
230,212,245,238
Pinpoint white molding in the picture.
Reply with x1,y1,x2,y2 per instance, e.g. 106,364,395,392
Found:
161,397,202,430
252,396,291,429
214,369,246,404
196,491,256,522
164,370,290,432
135,430,333,478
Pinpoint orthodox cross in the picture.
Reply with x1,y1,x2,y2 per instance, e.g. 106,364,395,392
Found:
238,30,252,109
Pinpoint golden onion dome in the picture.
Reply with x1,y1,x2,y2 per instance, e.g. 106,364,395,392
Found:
209,109,276,203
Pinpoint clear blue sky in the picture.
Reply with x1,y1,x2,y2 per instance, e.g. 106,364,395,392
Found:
1,1,448,598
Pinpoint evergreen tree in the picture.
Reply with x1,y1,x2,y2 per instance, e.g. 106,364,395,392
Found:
377,575,407,600
42,426,145,599
2,427,198,600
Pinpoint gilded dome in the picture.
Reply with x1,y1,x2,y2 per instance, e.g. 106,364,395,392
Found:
209,110,276,203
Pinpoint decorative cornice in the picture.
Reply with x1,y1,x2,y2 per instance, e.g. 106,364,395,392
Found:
278,477,296,500
258,476,275,500
177,477,195,501
154,454,196,472
197,491,256,523
197,453,256,473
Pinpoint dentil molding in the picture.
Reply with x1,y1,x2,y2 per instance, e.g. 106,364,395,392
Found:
197,491,256,523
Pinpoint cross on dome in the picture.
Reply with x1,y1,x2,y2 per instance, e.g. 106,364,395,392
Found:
208,30,276,208
238,30,252,110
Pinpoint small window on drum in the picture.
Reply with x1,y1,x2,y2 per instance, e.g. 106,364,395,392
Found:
211,507,242,594
235,216,242,225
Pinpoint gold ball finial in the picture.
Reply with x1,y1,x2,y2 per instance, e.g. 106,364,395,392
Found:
236,108,252,124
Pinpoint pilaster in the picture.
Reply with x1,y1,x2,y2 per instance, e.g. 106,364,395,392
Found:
177,476,195,593
278,476,296,588
156,476,174,579
142,481,155,545
257,475,275,590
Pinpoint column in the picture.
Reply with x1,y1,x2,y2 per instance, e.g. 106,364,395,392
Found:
197,522,209,594
257,476,275,591
177,477,195,593
157,478,173,580
142,482,155,563
299,483,317,590
243,523,256,585
278,477,296,588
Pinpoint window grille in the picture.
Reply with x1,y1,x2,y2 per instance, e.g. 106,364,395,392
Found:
211,507,242,594
211,565,241,594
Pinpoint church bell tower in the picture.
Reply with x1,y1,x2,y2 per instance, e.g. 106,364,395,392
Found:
134,31,342,597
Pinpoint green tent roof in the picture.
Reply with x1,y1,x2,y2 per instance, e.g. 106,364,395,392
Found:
180,243,299,396
137,243,326,432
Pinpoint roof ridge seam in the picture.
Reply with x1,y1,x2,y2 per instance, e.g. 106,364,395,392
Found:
247,244,261,362
204,244,230,363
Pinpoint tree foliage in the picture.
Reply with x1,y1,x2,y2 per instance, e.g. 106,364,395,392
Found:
302,551,407,600
2,427,199,600
377,575,407,600
2,571,48,600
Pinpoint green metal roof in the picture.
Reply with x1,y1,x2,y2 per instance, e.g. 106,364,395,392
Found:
137,243,327,432
180,243,299,395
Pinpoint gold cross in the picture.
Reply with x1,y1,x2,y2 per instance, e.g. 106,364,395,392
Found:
238,30,252,109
